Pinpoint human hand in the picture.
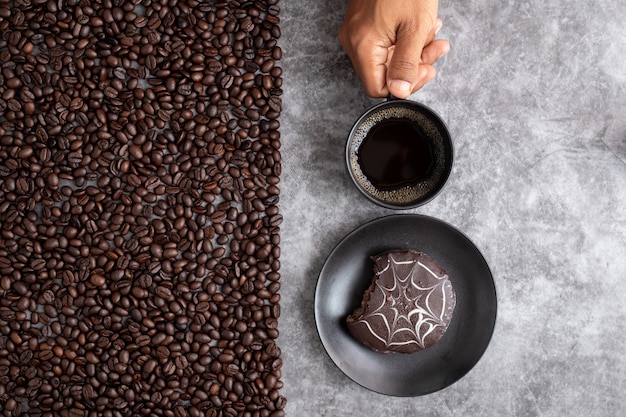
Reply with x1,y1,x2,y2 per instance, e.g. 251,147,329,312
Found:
338,0,450,98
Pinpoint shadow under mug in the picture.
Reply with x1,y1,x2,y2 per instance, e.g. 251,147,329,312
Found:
345,97,453,209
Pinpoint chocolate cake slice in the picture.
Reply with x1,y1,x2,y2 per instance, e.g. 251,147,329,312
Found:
347,249,456,354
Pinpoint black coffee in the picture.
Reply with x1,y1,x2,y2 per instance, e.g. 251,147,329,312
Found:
347,103,452,208
357,118,434,191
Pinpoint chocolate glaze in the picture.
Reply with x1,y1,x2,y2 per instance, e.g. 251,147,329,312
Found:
346,250,456,354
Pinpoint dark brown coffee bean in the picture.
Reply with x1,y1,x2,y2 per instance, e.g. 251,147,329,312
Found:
136,335,150,346
157,109,170,122
163,360,176,375
0,2,284,411
155,286,171,299
220,74,234,89
268,96,282,112
177,83,191,96
113,67,127,79
0,257,11,268
156,346,170,359
31,259,46,271
145,176,161,190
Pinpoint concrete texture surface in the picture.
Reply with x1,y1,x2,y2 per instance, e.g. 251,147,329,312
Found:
277,0,626,415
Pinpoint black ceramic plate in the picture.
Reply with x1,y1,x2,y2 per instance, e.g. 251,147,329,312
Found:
314,215,497,396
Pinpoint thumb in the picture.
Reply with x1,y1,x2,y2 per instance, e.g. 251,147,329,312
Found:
386,22,433,98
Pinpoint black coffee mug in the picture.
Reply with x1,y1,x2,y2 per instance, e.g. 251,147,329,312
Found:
345,97,453,209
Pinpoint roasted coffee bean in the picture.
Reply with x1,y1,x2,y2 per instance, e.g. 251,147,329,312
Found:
0,1,284,414
268,96,282,112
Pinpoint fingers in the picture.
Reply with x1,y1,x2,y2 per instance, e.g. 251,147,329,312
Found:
386,18,434,98
421,39,450,66
358,37,448,98
354,50,392,98
424,18,443,50
387,18,447,98
339,20,391,97
341,49,391,98
338,2,448,98
411,65,436,92
360,66,389,98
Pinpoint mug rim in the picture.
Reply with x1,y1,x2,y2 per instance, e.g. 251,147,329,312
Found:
345,99,453,210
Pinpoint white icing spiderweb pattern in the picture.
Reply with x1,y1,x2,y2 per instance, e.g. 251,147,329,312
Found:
356,253,450,350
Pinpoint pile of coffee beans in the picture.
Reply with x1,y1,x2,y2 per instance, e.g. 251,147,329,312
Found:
0,0,284,416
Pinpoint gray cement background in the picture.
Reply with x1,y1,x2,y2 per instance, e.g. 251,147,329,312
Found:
277,0,626,416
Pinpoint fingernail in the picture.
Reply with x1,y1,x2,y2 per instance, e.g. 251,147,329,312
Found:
388,80,412,95
434,21,443,35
